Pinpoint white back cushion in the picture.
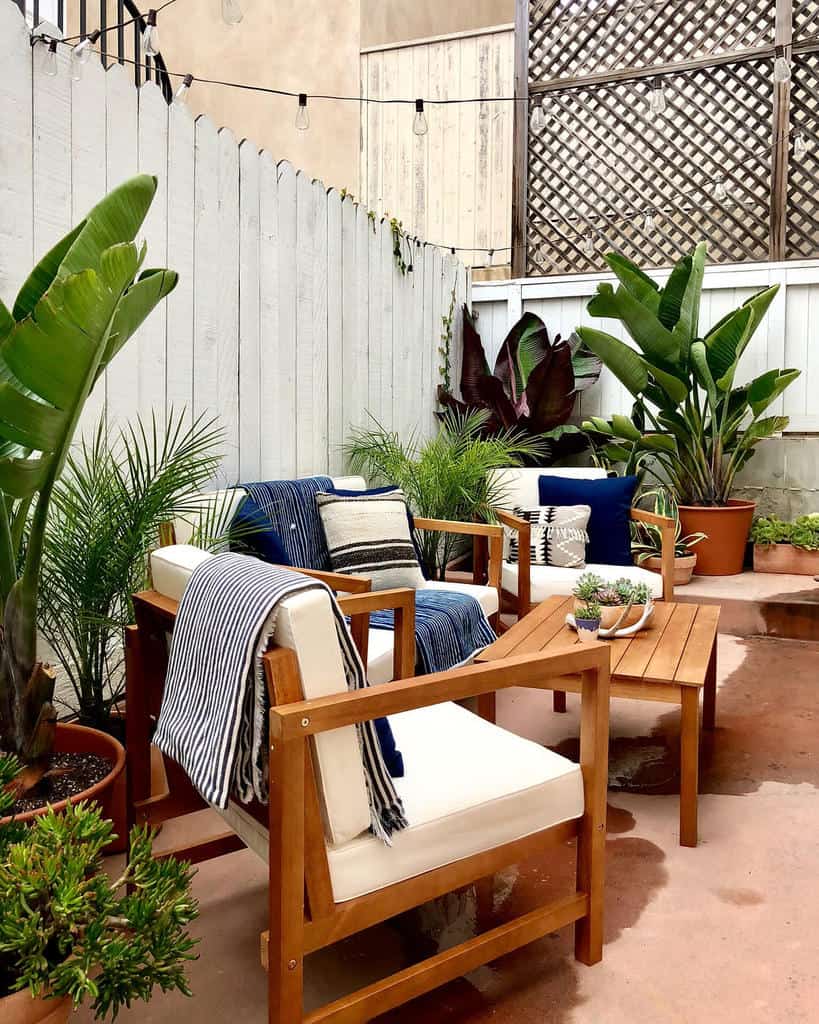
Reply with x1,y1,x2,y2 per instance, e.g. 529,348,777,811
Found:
490,466,607,512
149,545,371,845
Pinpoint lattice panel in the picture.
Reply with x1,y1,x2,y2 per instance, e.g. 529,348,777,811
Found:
529,0,774,83
786,53,819,257
526,61,773,276
794,0,819,39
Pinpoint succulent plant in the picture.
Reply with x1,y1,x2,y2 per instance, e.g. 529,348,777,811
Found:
572,572,605,602
575,600,601,622
596,587,622,607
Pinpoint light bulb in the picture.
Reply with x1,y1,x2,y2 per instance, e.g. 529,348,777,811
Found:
582,233,596,257
487,248,494,267
221,0,243,24
538,242,551,265
43,38,58,77
648,77,666,116
295,93,309,131
70,29,99,81
642,209,656,232
449,247,459,269
712,174,728,202
413,98,428,137
142,10,160,58
530,101,547,133
173,73,194,105
794,130,809,159
773,47,791,83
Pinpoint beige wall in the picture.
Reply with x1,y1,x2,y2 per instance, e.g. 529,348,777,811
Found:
360,0,514,49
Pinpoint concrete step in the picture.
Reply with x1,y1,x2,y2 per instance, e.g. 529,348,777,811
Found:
674,571,819,640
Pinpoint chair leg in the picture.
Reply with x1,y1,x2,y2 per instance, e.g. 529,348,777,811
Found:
553,690,567,713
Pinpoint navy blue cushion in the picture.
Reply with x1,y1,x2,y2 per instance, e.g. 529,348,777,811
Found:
374,716,404,777
230,494,292,565
537,474,639,566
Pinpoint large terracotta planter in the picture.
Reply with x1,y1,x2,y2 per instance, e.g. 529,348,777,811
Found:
678,500,755,576
644,552,698,586
753,543,819,576
1,989,71,1024
1,722,126,853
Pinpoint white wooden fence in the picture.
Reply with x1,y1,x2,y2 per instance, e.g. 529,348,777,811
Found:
360,25,514,269
472,262,819,434
0,0,467,484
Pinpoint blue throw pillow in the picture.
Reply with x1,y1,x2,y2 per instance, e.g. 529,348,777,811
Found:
374,716,405,778
538,474,639,566
229,494,292,565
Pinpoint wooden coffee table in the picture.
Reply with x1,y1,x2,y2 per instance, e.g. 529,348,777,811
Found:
476,596,720,847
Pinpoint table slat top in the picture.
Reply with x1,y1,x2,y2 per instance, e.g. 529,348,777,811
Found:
483,596,719,688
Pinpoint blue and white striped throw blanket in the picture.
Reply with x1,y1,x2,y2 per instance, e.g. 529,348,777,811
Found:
370,588,496,675
153,553,408,841
243,476,334,569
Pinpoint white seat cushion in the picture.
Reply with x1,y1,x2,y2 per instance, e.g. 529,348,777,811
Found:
502,559,663,604
218,701,584,902
421,579,499,617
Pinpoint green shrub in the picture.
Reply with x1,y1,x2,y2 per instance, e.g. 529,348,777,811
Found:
751,513,819,551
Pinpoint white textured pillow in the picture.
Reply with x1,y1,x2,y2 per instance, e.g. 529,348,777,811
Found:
504,505,590,568
316,489,425,590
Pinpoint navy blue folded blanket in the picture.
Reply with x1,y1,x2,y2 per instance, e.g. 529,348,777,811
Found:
369,588,496,675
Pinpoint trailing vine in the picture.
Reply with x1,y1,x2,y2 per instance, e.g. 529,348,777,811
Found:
339,189,409,276
438,282,458,396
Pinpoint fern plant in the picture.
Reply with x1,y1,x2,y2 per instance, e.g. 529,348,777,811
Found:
344,409,545,578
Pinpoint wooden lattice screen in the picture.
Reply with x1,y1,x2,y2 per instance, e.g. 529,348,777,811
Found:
513,0,819,276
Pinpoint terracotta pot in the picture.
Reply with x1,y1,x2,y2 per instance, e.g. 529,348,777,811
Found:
753,543,819,577
678,500,755,576
1,989,71,1024
644,552,698,586
1,723,126,853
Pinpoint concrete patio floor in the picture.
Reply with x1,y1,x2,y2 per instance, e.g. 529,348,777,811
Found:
83,632,819,1024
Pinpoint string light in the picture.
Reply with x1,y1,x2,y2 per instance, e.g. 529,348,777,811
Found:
43,38,58,77
295,93,309,131
794,130,809,159
642,208,656,232
773,46,791,83
582,233,596,257
648,77,666,116
530,100,547,133
221,0,243,25
712,174,728,201
71,29,100,81
142,10,160,58
413,99,428,137
173,73,194,105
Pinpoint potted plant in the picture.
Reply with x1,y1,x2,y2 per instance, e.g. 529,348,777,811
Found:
631,488,706,585
573,573,650,630
0,175,176,823
437,308,602,463
577,243,799,575
0,781,198,1024
574,600,602,642
751,513,819,576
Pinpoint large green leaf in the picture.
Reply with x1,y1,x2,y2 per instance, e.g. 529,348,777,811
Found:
741,415,789,443
747,369,801,416
604,253,661,310
640,357,688,404
575,326,649,396
702,305,752,384
670,241,705,353
587,281,679,365
491,311,552,401
12,221,85,322
690,340,718,409
657,254,692,330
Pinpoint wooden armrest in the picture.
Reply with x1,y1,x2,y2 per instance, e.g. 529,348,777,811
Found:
336,588,413,616
268,643,609,738
629,509,676,603
630,508,674,529
271,565,372,595
494,508,527,532
413,517,503,539
492,509,531,617
337,589,416,681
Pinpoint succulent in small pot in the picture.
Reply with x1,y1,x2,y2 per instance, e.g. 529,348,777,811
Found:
631,488,706,586
574,600,602,642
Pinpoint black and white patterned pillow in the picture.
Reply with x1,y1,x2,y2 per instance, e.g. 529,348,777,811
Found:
316,489,425,590
505,505,590,568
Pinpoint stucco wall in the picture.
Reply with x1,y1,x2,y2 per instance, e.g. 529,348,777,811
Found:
360,0,514,48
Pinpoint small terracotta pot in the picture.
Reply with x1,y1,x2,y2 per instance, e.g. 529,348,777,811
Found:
1,989,71,1024
644,552,697,586
678,500,755,576
576,620,600,642
1,723,126,853
753,543,819,577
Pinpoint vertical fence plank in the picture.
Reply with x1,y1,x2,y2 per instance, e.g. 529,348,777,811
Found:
295,170,315,475
192,115,219,439
277,160,297,477
216,127,240,483
32,28,71,258
165,101,195,429
326,188,344,474
258,150,279,478
239,139,261,481
136,81,168,426
104,63,138,427
341,198,364,441
311,178,329,472
0,1,33,304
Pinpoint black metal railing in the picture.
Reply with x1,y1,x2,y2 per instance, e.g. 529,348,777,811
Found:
18,0,173,103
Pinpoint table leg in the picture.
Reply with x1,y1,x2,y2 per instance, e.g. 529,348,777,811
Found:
703,641,717,731
680,686,700,848
553,690,567,713
477,692,496,723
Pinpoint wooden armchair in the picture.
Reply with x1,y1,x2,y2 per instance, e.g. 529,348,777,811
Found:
127,564,610,1024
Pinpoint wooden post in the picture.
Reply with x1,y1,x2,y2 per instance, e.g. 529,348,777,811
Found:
770,0,793,260
511,0,529,279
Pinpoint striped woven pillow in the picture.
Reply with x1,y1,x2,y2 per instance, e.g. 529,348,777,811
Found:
316,489,425,590
504,505,591,568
